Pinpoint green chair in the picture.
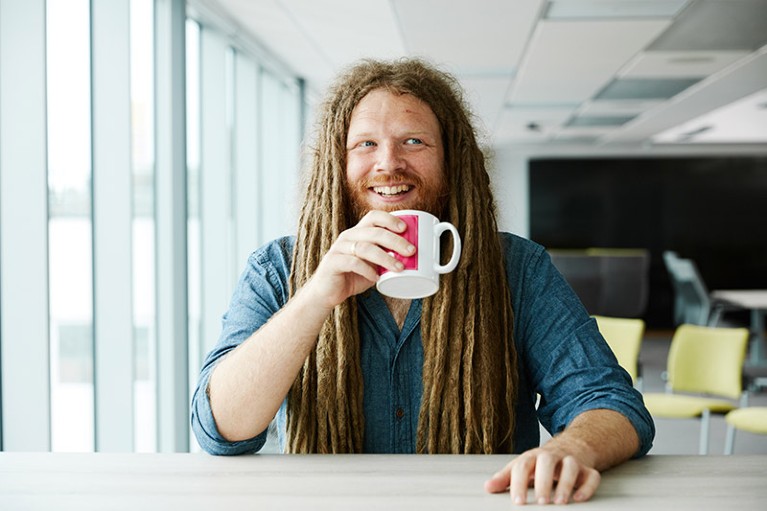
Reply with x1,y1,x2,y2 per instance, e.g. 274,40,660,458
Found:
724,407,767,454
593,315,645,391
643,324,749,454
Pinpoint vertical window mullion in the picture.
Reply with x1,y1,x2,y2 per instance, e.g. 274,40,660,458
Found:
91,0,134,452
154,0,189,453
0,0,51,451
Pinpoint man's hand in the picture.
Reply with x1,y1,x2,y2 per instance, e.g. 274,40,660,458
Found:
484,446,600,505
484,409,639,505
305,210,416,310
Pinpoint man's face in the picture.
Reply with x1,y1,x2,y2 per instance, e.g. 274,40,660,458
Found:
345,89,447,220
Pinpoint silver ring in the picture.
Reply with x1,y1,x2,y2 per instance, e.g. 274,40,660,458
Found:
350,241,358,257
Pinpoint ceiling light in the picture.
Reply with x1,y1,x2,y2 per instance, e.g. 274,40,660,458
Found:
545,0,688,20
566,115,638,127
595,77,701,100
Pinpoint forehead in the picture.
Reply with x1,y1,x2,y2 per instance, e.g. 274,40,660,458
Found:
348,89,439,129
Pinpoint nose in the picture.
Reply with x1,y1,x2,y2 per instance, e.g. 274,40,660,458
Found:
375,141,405,173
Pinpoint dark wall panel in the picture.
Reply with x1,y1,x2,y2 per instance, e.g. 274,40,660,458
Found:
529,156,767,328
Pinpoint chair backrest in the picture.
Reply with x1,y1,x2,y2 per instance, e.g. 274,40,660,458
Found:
549,252,602,313
550,249,649,317
593,250,649,318
662,252,711,325
667,324,749,399
593,315,645,382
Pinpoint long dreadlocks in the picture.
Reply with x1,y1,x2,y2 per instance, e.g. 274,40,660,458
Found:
287,58,518,454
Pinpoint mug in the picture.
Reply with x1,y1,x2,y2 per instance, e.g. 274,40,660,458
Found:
376,209,462,299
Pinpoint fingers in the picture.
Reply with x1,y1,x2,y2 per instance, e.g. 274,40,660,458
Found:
533,452,557,504
483,465,511,494
484,450,601,505
356,210,408,231
510,453,535,505
551,456,580,504
336,212,416,271
342,236,411,273
572,467,600,503
305,211,417,307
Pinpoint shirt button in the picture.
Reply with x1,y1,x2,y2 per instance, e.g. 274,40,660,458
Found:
395,408,404,419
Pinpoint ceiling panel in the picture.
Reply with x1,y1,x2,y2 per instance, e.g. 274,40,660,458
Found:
215,0,334,87
605,48,767,143
648,0,767,51
199,0,767,147
545,0,689,19
620,51,749,78
494,105,577,142
457,75,514,135
507,19,671,104
578,99,663,116
566,114,637,127
280,0,404,69
595,77,702,100
393,0,544,74
653,88,767,143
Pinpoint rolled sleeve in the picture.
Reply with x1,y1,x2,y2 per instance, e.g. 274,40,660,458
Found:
191,370,268,455
504,233,655,458
534,320,655,457
190,237,294,455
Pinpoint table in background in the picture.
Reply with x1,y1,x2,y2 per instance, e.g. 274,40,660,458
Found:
1,453,766,510
711,290,767,369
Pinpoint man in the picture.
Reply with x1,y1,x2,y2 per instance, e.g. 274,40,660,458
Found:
191,58,654,505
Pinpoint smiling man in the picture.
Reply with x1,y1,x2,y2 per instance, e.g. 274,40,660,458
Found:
191,58,654,505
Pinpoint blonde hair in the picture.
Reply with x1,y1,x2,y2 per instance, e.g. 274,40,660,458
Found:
287,58,517,453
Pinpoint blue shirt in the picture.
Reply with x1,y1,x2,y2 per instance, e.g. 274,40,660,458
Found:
191,233,654,456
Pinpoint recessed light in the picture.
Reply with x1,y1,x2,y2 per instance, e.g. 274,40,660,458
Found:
545,0,688,20
667,56,715,65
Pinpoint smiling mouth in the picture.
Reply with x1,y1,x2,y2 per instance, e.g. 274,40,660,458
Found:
371,184,413,197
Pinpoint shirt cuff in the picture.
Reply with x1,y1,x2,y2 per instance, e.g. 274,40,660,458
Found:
190,369,268,455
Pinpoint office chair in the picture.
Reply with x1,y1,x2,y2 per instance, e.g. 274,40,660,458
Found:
593,315,645,391
662,251,733,326
643,324,749,455
724,407,767,455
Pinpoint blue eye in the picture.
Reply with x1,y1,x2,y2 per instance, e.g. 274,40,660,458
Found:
360,141,376,147
406,138,423,145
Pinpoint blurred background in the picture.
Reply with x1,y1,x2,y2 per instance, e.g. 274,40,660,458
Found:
1,0,765,454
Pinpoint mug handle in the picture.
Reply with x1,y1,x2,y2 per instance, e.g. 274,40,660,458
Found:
434,222,462,274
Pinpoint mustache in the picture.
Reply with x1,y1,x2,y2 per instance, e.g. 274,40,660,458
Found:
360,171,424,189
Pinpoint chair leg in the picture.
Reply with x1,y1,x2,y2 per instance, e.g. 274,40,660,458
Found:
699,409,710,455
725,424,736,455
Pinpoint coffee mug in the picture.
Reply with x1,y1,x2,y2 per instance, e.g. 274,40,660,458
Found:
376,210,462,299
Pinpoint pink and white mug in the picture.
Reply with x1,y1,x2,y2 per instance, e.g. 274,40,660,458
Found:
376,209,462,299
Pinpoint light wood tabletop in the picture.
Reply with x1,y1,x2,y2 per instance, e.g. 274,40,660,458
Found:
1,453,765,510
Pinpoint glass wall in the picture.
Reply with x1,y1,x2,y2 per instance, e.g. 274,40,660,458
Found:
0,0,304,453
46,0,94,453
130,0,156,453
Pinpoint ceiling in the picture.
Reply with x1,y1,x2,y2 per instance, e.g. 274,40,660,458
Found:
192,0,767,148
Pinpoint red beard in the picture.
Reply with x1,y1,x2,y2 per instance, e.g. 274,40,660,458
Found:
346,170,448,222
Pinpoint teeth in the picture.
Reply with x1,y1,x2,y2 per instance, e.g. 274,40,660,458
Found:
373,184,412,196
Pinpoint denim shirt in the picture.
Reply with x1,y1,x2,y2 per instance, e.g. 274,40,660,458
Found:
191,233,654,456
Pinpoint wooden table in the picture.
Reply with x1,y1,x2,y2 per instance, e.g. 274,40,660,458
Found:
1,453,765,510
